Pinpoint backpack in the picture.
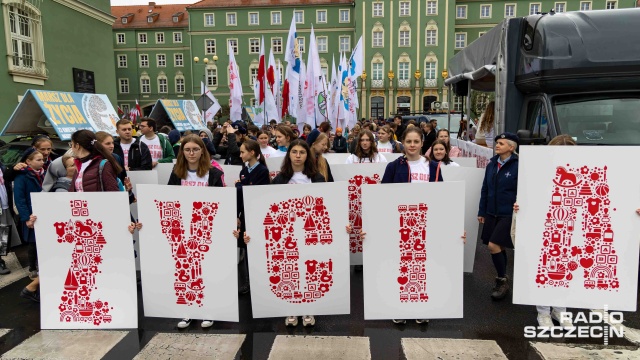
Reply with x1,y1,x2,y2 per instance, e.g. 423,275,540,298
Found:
98,159,125,191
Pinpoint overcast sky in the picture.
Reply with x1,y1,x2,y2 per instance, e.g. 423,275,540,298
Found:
110,0,197,6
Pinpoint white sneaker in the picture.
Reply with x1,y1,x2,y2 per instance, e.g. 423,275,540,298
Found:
551,310,574,329
285,316,298,327
201,320,214,328
537,314,554,329
302,315,315,327
392,319,406,324
415,319,429,324
177,318,192,329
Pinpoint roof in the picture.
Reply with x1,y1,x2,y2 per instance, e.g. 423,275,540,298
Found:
188,0,353,9
111,4,189,29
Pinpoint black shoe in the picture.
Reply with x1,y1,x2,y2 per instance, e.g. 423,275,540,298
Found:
491,277,509,300
20,288,39,302
354,265,363,272
0,259,10,275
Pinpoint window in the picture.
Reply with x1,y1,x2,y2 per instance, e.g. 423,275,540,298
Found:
399,2,410,16
373,2,383,17
371,96,384,119
6,3,47,79
453,96,463,112
249,12,259,25
373,62,383,81
298,37,305,53
139,54,149,67
250,66,258,86
204,13,214,26
271,11,281,25
426,29,437,46
272,37,283,53
173,32,182,43
206,68,217,86
227,12,236,26
121,17,127,24
399,30,410,46
480,5,491,18
138,33,147,44
555,2,566,12
505,4,516,17
479,31,487,37
455,33,466,49
118,54,127,68
398,62,409,80
249,38,260,54
156,32,164,44
121,104,130,114
294,10,303,24
157,54,166,67
425,61,436,80
321,65,328,79
205,39,216,55
426,1,437,15
580,1,591,10
140,77,150,93
339,36,350,52
606,1,617,9
530,3,541,15
174,53,183,67
339,9,350,22
175,76,185,93
456,5,467,19
116,33,125,44
372,30,383,47
228,39,238,54
317,36,328,52
317,10,327,23
158,76,168,94
119,79,129,94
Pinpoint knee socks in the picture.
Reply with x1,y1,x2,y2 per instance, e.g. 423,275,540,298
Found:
491,251,507,278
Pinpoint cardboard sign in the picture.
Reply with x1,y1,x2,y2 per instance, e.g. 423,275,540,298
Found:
32,192,137,329
137,185,239,321
149,99,206,132
127,170,159,270
220,165,242,187
513,146,640,311
244,183,350,318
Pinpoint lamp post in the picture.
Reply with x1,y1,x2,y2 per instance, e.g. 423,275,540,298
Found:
441,69,453,134
193,55,218,115
388,70,395,116
414,69,421,114
360,70,367,120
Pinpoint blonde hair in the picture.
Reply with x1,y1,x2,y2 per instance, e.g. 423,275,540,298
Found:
312,133,330,181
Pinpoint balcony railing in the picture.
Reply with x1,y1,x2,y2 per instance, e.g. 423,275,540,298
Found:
398,79,410,88
8,56,48,79
371,79,384,88
424,79,437,88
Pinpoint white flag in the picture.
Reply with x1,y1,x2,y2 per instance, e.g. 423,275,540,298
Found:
285,15,301,119
228,43,243,121
305,26,328,127
329,55,339,128
201,81,221,123
338,52,350,130
296,59,307,131
265,49,280,123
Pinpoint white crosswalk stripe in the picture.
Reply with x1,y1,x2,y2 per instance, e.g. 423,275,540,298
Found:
268,335,371,360
0,253,29,290
133,333,245,360
0,330,128,360
402,338,507,360
531,342,640,359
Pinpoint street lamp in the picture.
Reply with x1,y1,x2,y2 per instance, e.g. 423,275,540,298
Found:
359,70,367,120
441,69,454,135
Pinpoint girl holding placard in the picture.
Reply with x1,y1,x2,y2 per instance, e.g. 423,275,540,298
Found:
168,134,223,329
257,131,281,159
346,130,388,164
428,140,460,167
311,133,334,182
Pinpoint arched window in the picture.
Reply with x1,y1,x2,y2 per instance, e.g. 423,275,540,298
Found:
371,53,384,88
140,72,151,94
425,20,438,46
175,72,185,93
398,21,411,47
397,53,411,88
424,53,438,88
372,22,384,48
157,72,168,94
3,0,46,83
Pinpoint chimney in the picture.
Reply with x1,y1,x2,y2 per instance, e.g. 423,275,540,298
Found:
149,2,156,6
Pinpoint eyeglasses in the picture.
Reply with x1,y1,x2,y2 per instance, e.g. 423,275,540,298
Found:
183,148,202,154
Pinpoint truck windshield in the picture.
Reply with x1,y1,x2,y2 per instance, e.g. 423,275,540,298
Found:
554,95,640,145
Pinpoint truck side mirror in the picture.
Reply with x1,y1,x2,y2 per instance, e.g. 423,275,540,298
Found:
517,129,547,145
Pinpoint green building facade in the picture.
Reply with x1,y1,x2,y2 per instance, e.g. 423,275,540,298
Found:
113,0,637,121
0,0,117,132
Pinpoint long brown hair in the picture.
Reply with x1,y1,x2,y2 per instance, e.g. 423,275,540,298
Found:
354,130,379,162
312,133,330,181
429,139,452,164
480,101,495,133
241,140,267,166
174,134,211,178
280,139,317,180
275,124,297,147
71,130,122,174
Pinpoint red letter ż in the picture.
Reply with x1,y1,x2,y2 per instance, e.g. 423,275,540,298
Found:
263,196,334,303
156,201,219,307
535,165,619,291
398,203,429,303
347,174,380,255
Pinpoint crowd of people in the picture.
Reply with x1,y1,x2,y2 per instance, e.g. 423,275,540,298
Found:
0,113,629,333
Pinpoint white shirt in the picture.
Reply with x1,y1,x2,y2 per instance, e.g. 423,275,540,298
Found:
140,135,162,163
74,160,93,192
345,153,387,164
181,170,209,187
269,149,287,158
261,146,282,159
288,171,312,184
377,141,394,153
120,141,132,168
408,157,430,183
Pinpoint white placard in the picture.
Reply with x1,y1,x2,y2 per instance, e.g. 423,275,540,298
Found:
324,153,351,164
155,163,175,185
221,165,242,186
137,185,239,321
331,163,387,265
441,166,484,273
362,182,465,320
32,192,137,329
513,146,640,311
265,156,284,179
382,153,403,162
126,170,158,270
450,157,478,168
244,183,350,318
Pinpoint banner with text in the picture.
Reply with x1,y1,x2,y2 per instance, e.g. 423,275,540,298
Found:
149,99,206,132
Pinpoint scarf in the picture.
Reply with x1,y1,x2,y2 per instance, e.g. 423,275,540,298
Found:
27,167,44,187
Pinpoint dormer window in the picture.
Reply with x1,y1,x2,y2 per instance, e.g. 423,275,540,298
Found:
121,13,134,24
122,17,128,24
172,12,184,23
147,13,159,23
147,16,153,23
173,16,178,22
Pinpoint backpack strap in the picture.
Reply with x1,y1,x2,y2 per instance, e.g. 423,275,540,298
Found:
98,159,107,191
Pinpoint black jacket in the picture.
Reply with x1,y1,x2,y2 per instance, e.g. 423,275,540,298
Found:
113,138,152,171
271,172,326,184
333,136,348,153
167,167,225,187
422,131,437,154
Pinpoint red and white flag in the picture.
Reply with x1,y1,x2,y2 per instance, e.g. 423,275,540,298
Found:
129,99,141,123
228,43,244,121
265,48,280,123
253,36,266,124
